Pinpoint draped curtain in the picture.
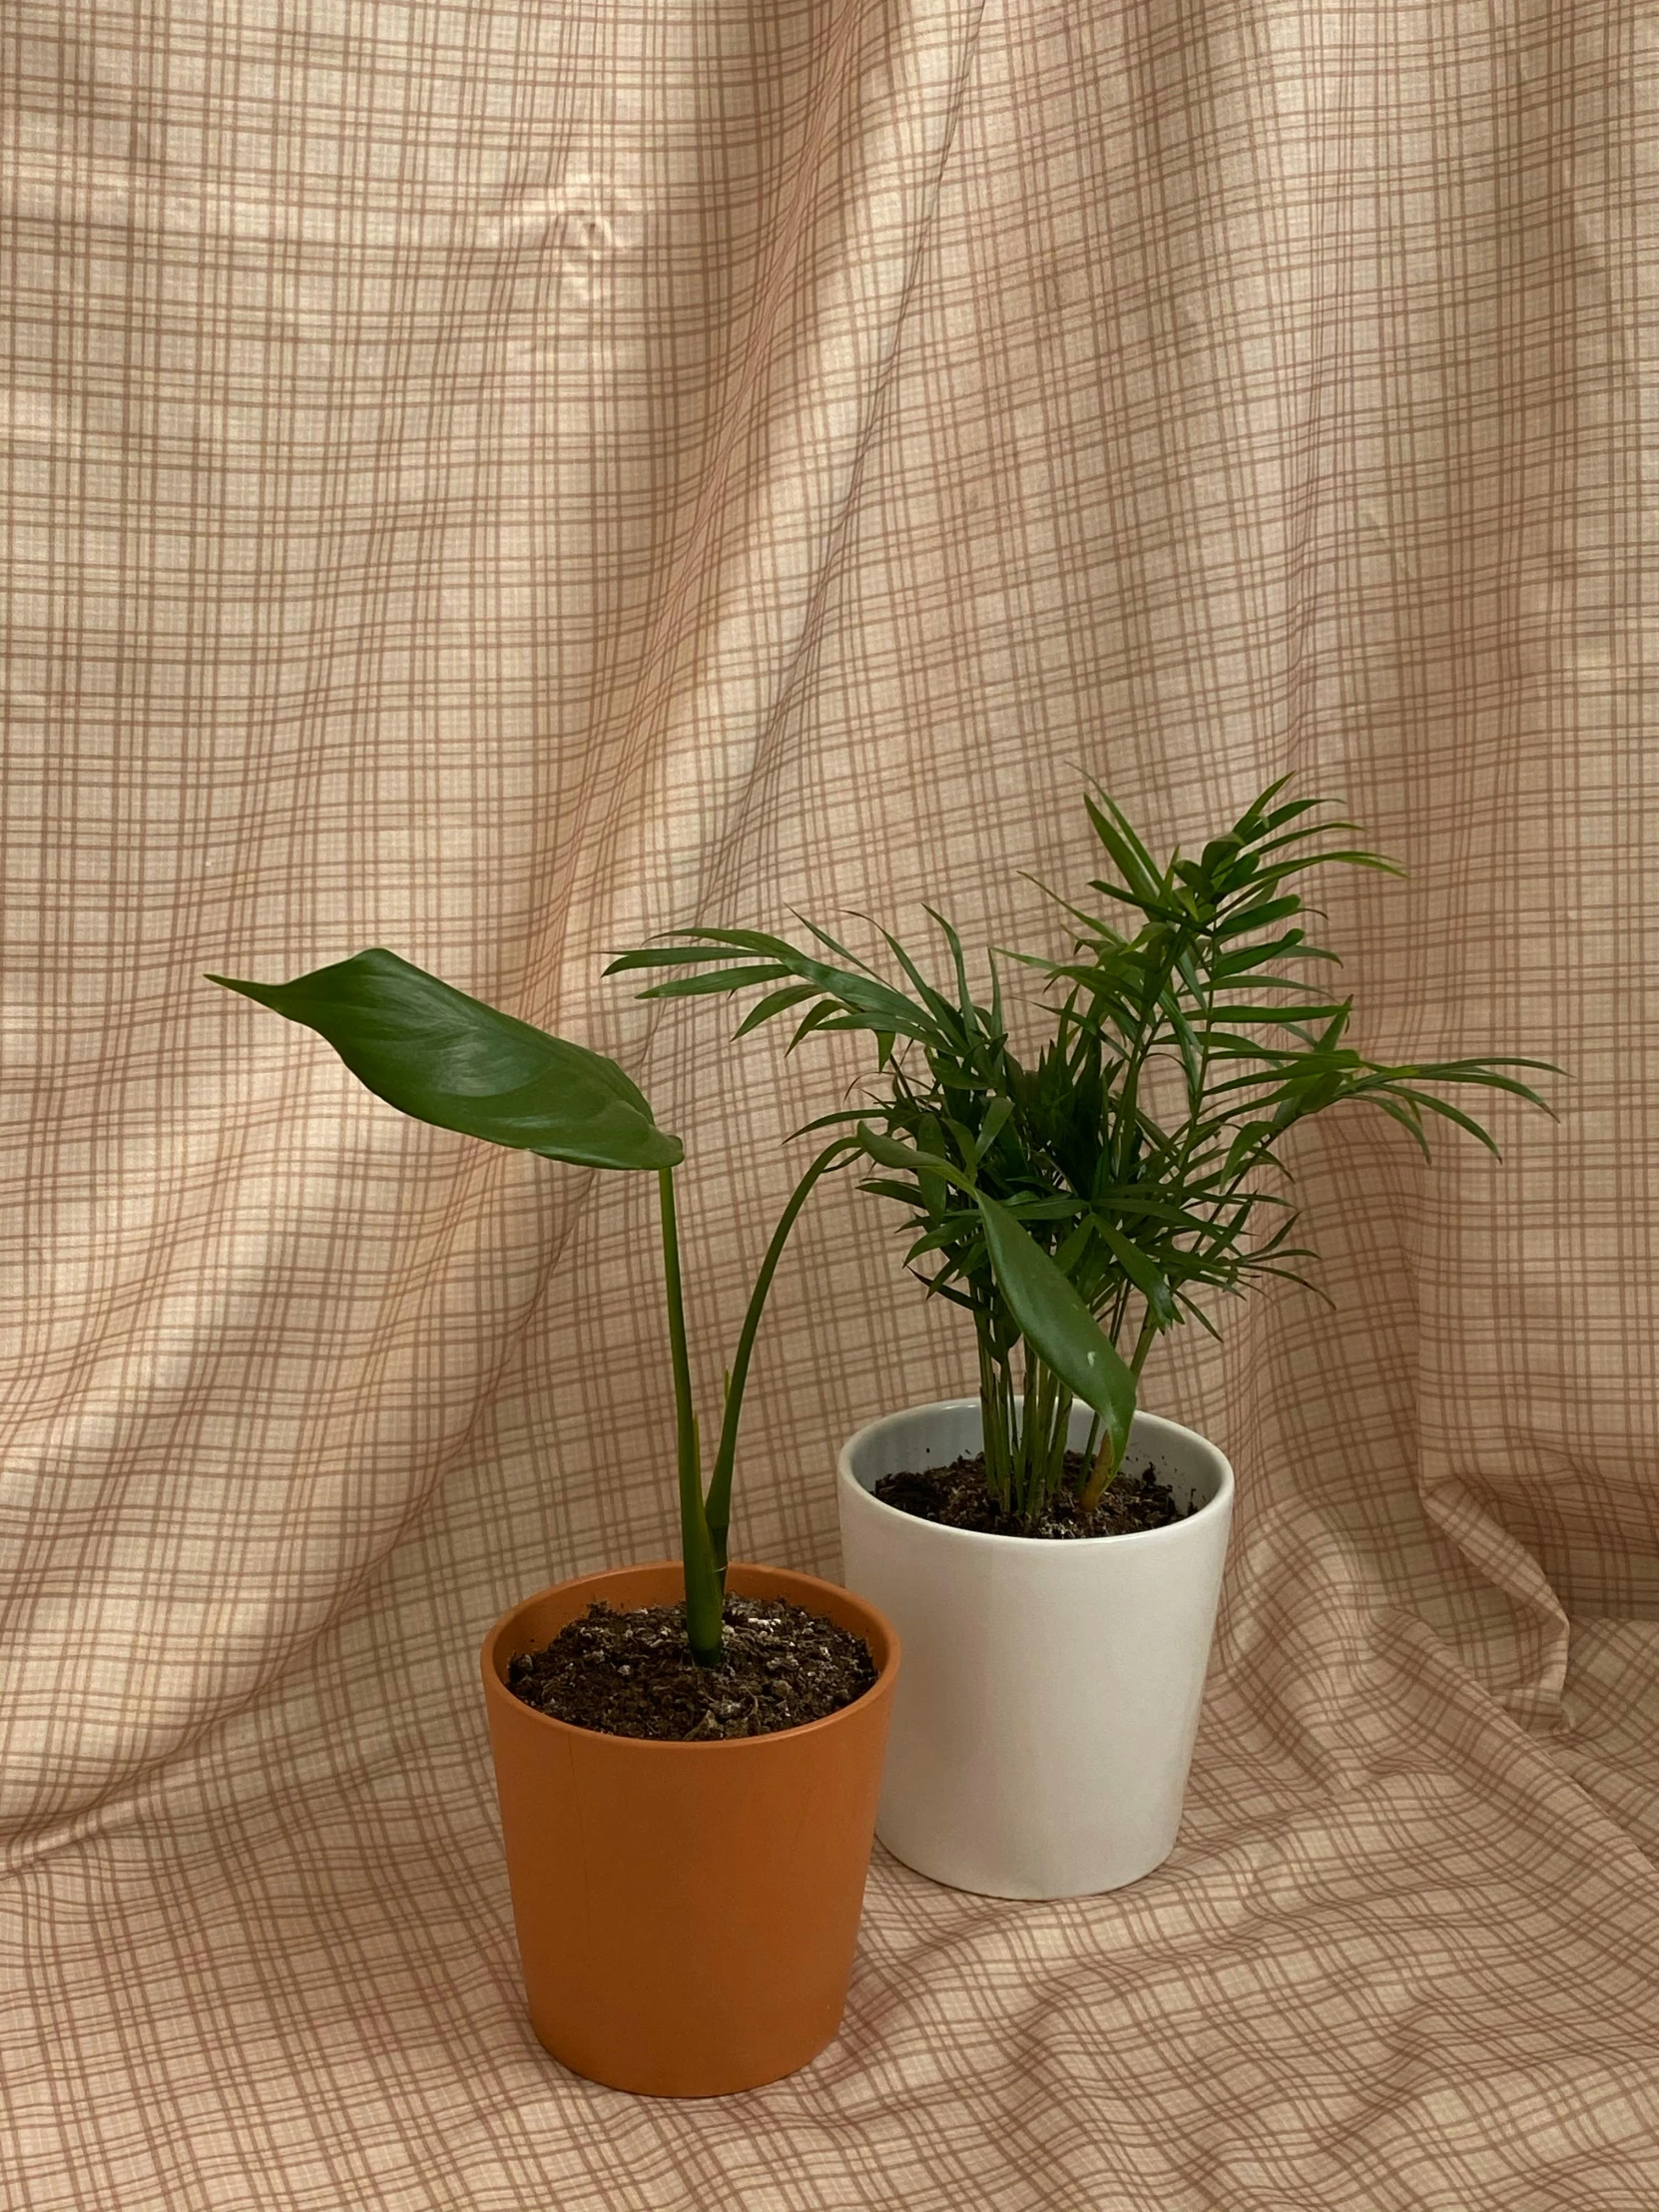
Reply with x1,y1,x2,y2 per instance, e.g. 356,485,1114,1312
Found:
4,2,1656,2205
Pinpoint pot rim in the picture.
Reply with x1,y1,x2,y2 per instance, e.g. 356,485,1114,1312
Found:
480,1558,900,1756
837,1396,1235,1553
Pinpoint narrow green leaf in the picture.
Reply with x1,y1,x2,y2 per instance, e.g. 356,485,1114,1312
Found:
1085,792,1165,901
972,1096,1014,1163
636,963,793,998
856,1123,960,1181
606,927,799,969
1214,896,1304,940
1093,1218,1176,1323
789,999,852,1051
1376,1086,1502,1153
871,924,964,1038
1367,1093,1432,1159
731,982,823,1036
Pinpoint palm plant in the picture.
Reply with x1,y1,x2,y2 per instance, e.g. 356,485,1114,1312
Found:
609,780,1555,1530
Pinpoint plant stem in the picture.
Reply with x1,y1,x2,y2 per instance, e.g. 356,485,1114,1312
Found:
975,1321,1013,1514
1081,1304,1161,1511
1041,1358,1070,1511
1006,1355,1080,1524
657,1167,724,1664
1017,1349,1040,1521
703,1139,853,1576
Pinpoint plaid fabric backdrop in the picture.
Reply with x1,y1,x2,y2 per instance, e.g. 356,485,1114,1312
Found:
3,0,1657,2204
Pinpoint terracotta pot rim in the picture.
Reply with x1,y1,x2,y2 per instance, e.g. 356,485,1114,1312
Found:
480,1558,901,1757
838,1397,1235,1553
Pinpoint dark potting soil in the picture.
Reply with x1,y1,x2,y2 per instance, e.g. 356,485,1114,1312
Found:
505,1596,877,1741
873,1449,1192,1539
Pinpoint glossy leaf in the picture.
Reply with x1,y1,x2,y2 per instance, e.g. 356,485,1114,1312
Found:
211,947,683,1172
972,1193,1136,1469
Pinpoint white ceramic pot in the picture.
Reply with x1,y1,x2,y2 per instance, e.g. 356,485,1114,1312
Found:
836,1397,1233,1900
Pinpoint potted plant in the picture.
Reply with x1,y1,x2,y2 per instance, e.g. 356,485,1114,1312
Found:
610,779,1554,1899
209,949,899,2095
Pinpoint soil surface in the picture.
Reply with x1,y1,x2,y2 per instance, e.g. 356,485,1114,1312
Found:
873,1449,1192,1538
505,1595,877,1741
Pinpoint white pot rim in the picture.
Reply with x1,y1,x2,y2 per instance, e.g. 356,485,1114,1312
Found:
837,1396,1234,1556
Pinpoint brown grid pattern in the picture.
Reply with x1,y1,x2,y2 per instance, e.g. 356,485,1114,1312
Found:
4,0,1658,2204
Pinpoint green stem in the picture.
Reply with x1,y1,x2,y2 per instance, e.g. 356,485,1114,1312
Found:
1080,1282,1132,1474
1017,1348,1040,1522
658,1168,723,1664
1012,1355,1076,1524
703,1139,854,1577
1081,1305,1160,1511
975,1320,1013,1514
1042,1359,1070,1513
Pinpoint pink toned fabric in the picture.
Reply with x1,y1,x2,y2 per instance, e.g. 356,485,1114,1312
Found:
4,1,1656,2203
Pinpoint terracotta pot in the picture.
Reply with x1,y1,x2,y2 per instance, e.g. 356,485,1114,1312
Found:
479,1559,899,2097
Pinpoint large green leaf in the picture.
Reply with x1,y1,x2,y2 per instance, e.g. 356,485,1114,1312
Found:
972,1192,1137,1470
210,947,683,1172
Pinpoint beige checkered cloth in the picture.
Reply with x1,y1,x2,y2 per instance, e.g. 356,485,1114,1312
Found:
4,0,1657,2203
